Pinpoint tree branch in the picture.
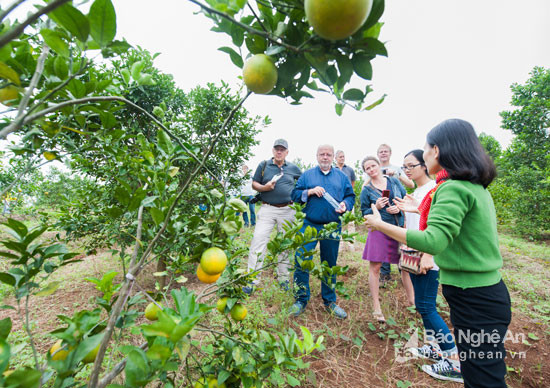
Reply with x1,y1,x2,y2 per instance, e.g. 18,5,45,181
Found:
0,0,71,49
188,0,301,53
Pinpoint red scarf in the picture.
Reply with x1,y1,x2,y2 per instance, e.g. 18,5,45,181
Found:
418,170,449,231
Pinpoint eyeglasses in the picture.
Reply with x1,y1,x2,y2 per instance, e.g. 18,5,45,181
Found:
401,163,422,171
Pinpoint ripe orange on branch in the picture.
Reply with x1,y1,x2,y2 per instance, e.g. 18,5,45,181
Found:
200,247,228,275
305,0,373,40
243,54,278,94
197,265,221,284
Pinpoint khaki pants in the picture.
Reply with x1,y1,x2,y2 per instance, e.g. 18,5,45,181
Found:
247,204,296,284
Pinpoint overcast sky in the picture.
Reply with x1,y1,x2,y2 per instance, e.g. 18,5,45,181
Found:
10,1,550,172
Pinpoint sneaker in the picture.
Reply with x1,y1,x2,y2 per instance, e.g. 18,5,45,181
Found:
407,344,444,362
289,302,306,317
279,280,290,291
422,359,463,383
325,303,348,319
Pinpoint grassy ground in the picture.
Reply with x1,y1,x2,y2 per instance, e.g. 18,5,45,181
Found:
0,223,548,387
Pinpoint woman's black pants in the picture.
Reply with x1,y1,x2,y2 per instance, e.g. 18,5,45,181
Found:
442,280,512,388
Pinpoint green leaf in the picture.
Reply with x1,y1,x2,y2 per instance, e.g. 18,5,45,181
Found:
363,0,385,30
230,23,244,47
364,94,386,110
335,103,344,116
0,317,12,341
352,54,373,80
218,46,243,68
149,208,165,226
35,281,61,297
265,45,285,56
130,61,145,81
157,130,174,155
357,38,388,57
0,61,21,85
100,111,117,129
336,55,353,88
49,4,90,42
40,29,69,57
364,22,383,39
343,88,365,101
4,367,42,387
54,56,69,79
67,78,87,98
287,375,300,387
0,273,15,287
125,348,151,386
2,218,28,239
89,0,117,47
146,343,172,361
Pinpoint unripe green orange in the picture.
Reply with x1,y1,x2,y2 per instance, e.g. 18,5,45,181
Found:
216,296,228,313
230,303,247,321
243,54,278,94
49,340,69,361
305,0,372,41
144,302,163,321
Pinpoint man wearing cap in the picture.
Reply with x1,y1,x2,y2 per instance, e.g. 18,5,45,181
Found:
289,144,355,319
244,139,302,294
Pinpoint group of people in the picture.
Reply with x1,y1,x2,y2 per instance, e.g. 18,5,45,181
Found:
234,119,511,388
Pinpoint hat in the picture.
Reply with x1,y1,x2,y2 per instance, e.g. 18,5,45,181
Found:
273,139,288,149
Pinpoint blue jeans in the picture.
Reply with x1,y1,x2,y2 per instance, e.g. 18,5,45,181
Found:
239,195,256,226
409,270,456,352
294,220,340,307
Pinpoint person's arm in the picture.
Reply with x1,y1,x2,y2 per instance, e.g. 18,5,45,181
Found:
252,180,275,192
291,174,307,203
367,183,472,255
364,204,408,243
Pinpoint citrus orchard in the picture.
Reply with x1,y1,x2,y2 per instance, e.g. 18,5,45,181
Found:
200,247,228,275
230,303,247,321
144,302,163,321
196,265,221,284
305,0,373,41
242,54,278,94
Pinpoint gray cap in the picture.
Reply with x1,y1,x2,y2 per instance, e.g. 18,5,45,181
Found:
273,138,288,149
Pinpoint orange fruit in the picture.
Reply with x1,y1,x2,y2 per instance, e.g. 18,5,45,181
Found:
200,247,228,275
216,296,228,313
144,302,163,321
0,86,19,106
82,343,100,364
196,265,221,284
305,0,372,40
49,340,69,361
242,54,278,94
230,303,247,321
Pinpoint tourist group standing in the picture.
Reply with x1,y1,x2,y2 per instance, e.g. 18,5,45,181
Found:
234,118,511,387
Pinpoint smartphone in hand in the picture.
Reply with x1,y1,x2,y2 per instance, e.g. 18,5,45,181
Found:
382,190,390,198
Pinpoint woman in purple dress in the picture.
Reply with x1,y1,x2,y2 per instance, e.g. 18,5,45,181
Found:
360,156,414,323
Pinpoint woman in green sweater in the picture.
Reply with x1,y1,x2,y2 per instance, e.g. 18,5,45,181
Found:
365,119,511,388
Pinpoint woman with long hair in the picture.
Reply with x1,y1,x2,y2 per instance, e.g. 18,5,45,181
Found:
397,149,462,383
365,119,511,387
360,156,414,323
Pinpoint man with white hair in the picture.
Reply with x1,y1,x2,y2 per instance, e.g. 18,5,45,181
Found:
290,145,355,319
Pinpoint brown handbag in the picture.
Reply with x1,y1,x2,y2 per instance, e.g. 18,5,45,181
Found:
399,246,423,275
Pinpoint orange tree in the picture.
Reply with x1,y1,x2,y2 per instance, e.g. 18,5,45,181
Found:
0,0,382,387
